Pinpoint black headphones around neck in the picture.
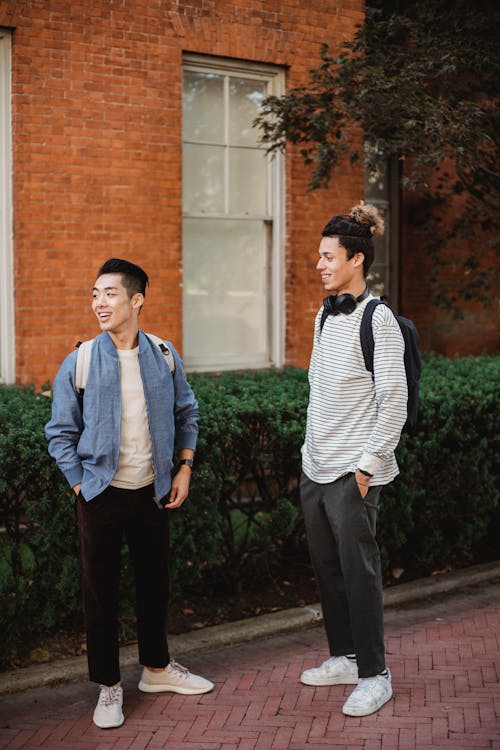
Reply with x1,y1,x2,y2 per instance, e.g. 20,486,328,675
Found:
320,287,369,331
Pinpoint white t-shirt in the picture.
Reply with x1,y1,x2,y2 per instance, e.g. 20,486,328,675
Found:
110,346,155,490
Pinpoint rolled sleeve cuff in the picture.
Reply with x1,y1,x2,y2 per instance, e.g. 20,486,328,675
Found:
64,465,83,490
358,452,384,477
176,429,198,452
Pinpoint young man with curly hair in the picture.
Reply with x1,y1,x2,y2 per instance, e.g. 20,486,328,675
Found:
300,204,408,716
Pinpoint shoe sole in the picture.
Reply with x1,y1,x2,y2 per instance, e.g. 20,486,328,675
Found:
301,676,358,686
138,680,214,695
342,688,393,716
93,712,125,729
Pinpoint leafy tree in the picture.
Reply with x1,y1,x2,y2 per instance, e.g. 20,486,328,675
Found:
254,0,499,311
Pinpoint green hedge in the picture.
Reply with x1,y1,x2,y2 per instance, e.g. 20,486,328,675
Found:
0,355,498,666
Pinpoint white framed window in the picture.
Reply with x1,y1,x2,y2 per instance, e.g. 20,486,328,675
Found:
182,55,285,371
0,29,14,385
364,144,400,309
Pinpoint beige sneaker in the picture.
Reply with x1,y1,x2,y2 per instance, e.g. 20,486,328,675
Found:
138,659,214,695
93,684,124,729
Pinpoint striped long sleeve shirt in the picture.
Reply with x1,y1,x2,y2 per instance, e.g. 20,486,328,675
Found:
301,295,408,486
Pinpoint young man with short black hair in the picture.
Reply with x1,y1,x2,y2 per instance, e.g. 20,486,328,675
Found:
46,258,213,729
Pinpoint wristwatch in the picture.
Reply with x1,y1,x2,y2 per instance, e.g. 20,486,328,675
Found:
178,458,194,470
357,468,373,477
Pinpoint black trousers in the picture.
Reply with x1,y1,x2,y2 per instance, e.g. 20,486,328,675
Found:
300,472,385,678
77,484,170,686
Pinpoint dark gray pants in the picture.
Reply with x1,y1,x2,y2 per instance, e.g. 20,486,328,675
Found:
300,472,385,677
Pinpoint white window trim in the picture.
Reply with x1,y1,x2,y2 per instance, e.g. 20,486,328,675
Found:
0,29,14,385
182,54,285,371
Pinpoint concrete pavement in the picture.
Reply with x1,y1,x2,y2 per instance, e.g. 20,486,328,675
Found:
0,561,499,749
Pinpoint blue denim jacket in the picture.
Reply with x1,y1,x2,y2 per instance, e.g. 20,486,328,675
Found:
45,331,198,502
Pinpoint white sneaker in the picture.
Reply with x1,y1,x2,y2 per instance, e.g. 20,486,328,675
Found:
93,684,124,729
138,659,214,695
300,656,358,686
342,669,393,716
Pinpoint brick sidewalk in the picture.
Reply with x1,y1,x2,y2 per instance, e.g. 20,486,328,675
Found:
1,587,499,750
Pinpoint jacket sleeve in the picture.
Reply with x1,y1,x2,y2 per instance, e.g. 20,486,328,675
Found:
170,346,199,452
44,351,85,489
358,305,408,476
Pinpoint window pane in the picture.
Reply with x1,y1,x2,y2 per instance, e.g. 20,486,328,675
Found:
183,144,225,213
183,218,269,363
183,71,224,143
0,31,14,383
369,202,390,292
228,147,268,215
364,141,389,201
229,78,266,146
367,265,387,298
365,144,390,297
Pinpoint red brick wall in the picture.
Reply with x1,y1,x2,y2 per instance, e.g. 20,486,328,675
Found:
400,190,499,356
1,0,364,385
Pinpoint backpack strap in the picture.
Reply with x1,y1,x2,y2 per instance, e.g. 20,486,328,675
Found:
75,333,175,400
144,333,175,374
359,298,386,376
75,339,94,395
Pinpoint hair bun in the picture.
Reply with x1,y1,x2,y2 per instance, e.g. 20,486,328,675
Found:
349,201,385,237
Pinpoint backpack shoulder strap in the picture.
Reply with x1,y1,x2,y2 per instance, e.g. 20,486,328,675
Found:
75,334,175,399
75,339,94,393
145,333,175,374
359,298,385,376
